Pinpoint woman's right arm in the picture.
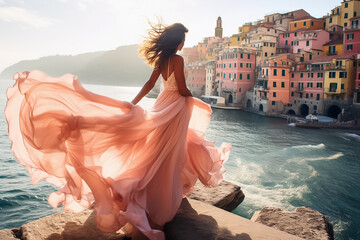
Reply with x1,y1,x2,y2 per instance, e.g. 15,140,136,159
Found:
173,56,192,97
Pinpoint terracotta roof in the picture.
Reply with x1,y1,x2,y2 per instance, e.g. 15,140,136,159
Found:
323,39,344,46
310,53,356,63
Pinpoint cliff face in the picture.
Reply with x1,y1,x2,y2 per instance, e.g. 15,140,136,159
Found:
0,45,153,86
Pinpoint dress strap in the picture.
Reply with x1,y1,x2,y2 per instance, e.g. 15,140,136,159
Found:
167,58,170,79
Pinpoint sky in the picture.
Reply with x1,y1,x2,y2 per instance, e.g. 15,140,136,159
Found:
0,0,342,72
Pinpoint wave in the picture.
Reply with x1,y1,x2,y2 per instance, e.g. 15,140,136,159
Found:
291,143,325,150
341,133,360,143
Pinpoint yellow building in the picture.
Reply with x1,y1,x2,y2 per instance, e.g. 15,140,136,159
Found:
324,56,356,101
238,24,255,34
325,0,360,28
230,33,242,47
323,39,343,56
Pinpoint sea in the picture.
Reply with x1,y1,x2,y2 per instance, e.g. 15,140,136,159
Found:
0,79,359,240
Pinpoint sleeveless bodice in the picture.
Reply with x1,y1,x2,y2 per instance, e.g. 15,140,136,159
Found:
162,59,188,91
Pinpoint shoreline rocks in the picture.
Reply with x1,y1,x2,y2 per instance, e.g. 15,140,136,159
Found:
251,206,334,240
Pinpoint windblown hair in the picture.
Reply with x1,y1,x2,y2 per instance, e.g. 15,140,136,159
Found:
140,21,188,69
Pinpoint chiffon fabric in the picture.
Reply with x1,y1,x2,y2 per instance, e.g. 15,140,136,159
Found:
5,68,231,240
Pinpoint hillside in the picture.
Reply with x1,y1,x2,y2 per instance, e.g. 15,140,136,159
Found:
0,44,153,86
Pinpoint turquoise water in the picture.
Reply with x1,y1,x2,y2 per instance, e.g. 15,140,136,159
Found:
1,80,359,239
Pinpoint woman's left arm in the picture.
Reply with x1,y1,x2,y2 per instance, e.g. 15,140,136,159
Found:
131,68,161,105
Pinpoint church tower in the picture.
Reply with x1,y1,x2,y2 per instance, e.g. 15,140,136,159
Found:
215,16,223,38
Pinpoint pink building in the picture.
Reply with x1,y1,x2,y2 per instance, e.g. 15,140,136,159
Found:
343,17,360,55
289,62,325,115
215,48,256,104
356,54,360,89
186,61,206,97
182,46,199,64
278,29,304,53
293,29,330,53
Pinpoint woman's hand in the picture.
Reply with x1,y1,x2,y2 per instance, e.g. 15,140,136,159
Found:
131,68,161,105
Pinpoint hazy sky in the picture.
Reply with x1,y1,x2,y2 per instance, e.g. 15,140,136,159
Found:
0,0,341,72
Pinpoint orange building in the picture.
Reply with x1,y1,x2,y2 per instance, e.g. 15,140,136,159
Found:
289,18,326,31
261,54,294,105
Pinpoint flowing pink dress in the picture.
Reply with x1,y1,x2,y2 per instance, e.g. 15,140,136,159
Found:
5,66,231,240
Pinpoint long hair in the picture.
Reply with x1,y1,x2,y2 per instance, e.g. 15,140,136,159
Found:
140,21,188,69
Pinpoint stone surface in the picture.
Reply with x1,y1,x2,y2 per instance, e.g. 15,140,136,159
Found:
20,209,126,240
251,206,334,240
165,198,303,240
188,180,245,211
0,229,18,240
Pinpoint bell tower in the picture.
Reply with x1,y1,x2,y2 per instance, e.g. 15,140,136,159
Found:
215,16,223,38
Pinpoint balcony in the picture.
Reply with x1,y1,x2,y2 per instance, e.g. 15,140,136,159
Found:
325,88,346,94
325,65,346,70
257,75,268,80
296,86,304,92
327,51,338,55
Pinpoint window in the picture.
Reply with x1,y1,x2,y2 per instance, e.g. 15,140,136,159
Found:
300,93,303,98
223,73,226,78
291,82,294,87
273,82,277,87
345,13,348,19
344,22,348,27
306,93,309,98
316,94,320,100
292,73,294,78
294,23,297,27
300,73,303,78
241,53,243,58
285,40,288,45
341,84,344,89
347,45,353,50
273,69,277,76
239,74,242,80
329,17,333,23
247,74,250,79
310,93,313,98
294,32,297,37
273,92,276,97
281,82,285,88
248,54,250,59
306,40,310,46
329,83,337,92
282,70,285,76
329,72,336,78
239,88,241,92
355,12,357,17
311,21,314,26
234,73,236,79
291,92,294,96
240,63,243,68
347,33,354,40
272,101,276,105
229,73,231,79
265,52,268,57
229,64,231,68
339,72,347,78
345,2,348,8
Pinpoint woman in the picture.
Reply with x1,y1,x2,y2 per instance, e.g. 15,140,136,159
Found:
5,22,231,240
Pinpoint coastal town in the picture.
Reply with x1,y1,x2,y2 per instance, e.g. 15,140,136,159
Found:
182,0,360,123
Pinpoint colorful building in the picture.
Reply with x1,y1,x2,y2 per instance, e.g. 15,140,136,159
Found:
186,61,206,97
344,16,360,54
326,0,360,28
292,29,330,54
259,54,293,115
323,55,356,102
182,46,199,64
216,48,256,104
278,29,304,53
288,61,325,116
205,60,216,96
274,9,313,31
289,17,326,31
323,39,343,56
